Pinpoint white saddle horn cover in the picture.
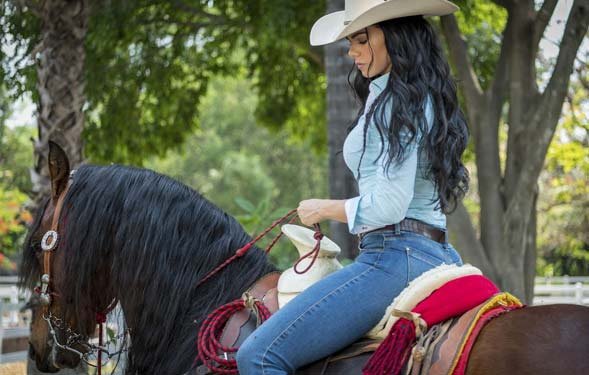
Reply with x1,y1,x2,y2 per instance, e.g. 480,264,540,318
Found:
277,224,343,308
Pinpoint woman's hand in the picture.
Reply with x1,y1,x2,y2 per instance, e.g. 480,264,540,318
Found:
297,199,348,226
297,199,325,226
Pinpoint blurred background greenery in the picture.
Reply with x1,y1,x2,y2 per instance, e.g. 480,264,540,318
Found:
1,70,587,273
0,0,587,279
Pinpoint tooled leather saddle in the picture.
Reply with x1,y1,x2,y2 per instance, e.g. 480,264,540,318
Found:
195,270,516,375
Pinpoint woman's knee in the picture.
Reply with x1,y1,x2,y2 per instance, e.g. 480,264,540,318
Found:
237,334,292,374
236,336,258,372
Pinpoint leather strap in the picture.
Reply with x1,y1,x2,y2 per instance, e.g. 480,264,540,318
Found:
217,272,280,348
196,272,280,375
359,218,447,244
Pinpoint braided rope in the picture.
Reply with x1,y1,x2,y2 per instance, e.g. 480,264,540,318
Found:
195,209,325,373
293,224,323,274
197,294,272,374
195,209,298,289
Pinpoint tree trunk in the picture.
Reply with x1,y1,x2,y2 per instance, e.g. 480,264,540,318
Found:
524,189,539,304
441,0,589,301
30,0,88,208
26,1,88,374
325,0,359,259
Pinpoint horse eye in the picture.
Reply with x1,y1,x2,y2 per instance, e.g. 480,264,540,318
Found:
31,241,42,252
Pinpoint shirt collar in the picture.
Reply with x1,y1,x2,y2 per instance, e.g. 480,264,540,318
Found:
369,72,390,94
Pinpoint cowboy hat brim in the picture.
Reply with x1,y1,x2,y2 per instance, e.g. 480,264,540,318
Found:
310,0,458,46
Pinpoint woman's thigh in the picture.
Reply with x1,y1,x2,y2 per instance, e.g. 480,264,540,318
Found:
237,233,409,372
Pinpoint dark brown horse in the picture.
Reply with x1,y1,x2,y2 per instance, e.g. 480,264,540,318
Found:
21,143,589,374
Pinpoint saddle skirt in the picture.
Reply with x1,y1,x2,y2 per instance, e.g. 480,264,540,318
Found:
405,292,523,375
201,263,522,375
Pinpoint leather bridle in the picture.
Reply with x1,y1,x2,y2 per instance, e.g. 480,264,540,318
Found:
33,170,126,373
37,170,75,307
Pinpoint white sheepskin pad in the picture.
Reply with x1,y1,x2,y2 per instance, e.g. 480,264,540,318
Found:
365,263,482,339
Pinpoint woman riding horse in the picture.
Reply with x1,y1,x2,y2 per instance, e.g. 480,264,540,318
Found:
237,1,469,373
21,143,589,374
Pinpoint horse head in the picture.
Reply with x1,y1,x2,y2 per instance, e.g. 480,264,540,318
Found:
21,142,112,372
20,141,276,373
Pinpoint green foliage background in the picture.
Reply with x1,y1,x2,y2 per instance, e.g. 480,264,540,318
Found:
145,75,329,269
0,87,34,272
0,0,587,275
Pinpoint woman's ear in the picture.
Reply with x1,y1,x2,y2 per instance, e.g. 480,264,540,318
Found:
48,141,71,202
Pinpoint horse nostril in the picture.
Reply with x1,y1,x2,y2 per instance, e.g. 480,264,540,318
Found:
28,344,36,359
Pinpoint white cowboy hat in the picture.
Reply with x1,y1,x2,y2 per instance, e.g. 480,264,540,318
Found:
310,0,459,46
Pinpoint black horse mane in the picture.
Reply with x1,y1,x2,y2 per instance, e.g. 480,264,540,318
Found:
20,164,276,374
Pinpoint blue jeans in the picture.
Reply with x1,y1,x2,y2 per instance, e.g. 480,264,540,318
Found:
236,229,463,374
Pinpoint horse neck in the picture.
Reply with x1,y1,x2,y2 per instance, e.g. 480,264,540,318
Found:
115,245,275,374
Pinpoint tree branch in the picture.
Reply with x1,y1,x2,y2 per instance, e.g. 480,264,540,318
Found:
440,15,484,111
509,0,589,219
135,16,230,30
533,0,559,49
540,0,588,117
535,0,588,149
488,14,513,129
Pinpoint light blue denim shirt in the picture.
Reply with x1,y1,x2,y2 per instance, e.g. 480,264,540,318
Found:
343,73,446,234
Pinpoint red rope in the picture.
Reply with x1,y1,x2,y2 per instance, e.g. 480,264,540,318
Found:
197,296,271,374
264,214,298,254
194,210,326,374
293,224,323,274
195,209,301,289
95,312,107,375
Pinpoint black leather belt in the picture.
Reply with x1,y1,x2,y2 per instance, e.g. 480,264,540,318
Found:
358,218,447,244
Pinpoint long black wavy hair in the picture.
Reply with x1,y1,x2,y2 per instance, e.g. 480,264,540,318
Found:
20,164,276,374
347,15,469,213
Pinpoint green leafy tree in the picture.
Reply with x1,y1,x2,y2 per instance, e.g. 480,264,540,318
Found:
0,187,29,273
436,0,588,301
3,0,587,302
2,0,88,210
147,76,328,269
1,0,326,218
537,68,589,276
0,95,34,272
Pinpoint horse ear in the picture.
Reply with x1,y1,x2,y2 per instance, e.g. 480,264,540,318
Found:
48,141,71,202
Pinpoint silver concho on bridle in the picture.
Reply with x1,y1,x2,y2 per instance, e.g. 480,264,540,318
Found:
41,230,59,251
39,230,58,306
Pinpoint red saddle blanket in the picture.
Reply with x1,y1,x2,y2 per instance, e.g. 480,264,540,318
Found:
363,274,523,375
